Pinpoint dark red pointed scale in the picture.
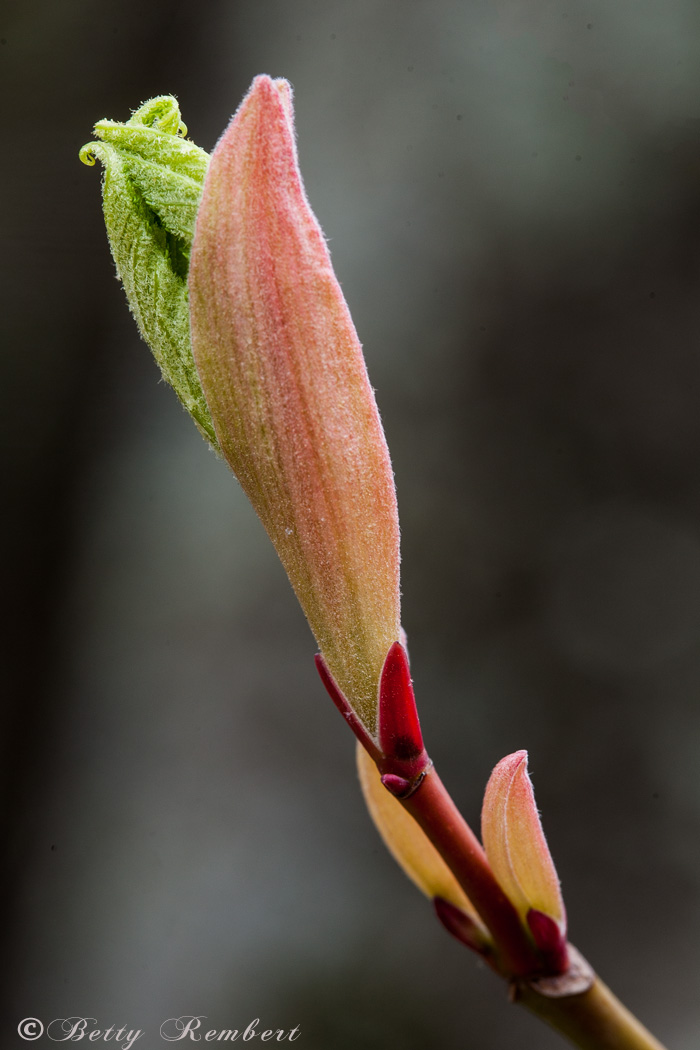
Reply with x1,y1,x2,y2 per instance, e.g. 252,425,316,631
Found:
433,897,490,957
527,908,570,977
378,641,424,761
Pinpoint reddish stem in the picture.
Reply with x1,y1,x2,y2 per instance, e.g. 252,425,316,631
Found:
401,768,540,977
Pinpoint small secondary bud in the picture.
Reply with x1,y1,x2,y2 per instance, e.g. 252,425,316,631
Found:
481,750,567,967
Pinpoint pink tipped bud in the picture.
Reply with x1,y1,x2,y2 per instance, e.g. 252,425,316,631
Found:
190,76,400,733
481,751,567,949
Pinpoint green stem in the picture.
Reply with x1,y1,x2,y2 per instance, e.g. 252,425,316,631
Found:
519,976,668,1050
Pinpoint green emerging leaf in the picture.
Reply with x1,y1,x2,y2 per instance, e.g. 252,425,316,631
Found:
80,96,219,451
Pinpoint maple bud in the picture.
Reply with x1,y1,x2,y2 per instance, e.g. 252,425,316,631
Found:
189,76,401,733
481,750,568,973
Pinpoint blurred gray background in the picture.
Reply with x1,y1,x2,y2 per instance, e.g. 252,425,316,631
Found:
2,1,700,1047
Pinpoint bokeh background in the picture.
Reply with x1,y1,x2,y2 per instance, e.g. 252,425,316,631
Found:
3,1,700,1046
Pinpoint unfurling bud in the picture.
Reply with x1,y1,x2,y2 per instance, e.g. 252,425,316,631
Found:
79,98,218,449
189,76,400,733
481,750,568,973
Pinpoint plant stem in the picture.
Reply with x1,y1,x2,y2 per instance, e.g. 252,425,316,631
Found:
519,976,668,1050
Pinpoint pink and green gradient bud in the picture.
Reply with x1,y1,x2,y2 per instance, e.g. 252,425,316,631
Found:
481,750,568,972
189,76,401,734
